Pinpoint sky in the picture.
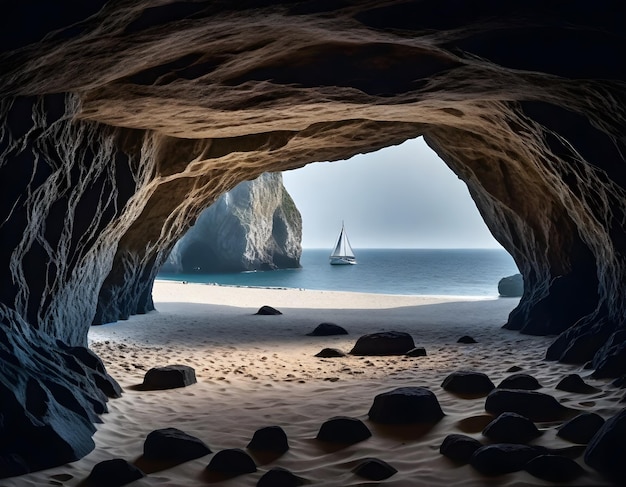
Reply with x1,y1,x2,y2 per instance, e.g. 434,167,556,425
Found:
282,136,502,249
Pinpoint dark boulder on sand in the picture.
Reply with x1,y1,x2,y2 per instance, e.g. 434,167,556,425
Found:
441,371,495,396
482,412,541,444
86,459,145,487
143,427,211,460
525,454,585,482
368,387,444,424
307,323,348,336
247,426,289,453
584,408,626,481
485,389,567,422
557,412,605,444
206,448,256,475
353,458,397,481
497,373,542,390
316,416,371,444
405,347,427,357
440,434,483,463
470,444,545,475
314,348,346,358
556,374,601,394
457,335,477,344
350,331,415,356
498,274,523,297
141,365,197,390
257,467,305,487
255,305,282,315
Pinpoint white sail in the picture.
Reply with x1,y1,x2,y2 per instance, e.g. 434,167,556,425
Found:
329,223,357,265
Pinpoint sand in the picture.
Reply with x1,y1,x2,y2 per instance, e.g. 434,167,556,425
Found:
4,281,622,486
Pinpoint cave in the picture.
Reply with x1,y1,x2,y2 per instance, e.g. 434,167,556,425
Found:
1,0,625,479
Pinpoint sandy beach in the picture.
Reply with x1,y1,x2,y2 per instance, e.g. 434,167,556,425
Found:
4,281,621,486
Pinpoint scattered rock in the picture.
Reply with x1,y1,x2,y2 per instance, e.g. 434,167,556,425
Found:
257,466,305,487
485,389,567,421
206,448,256,475
498,274,523,297
368,387,445,424
470,444,544,475
314,348,346,358
497,373,542,390
405,347,427,357
255,305,282,315
441,371,495,396
555,374,601,394
353,458,397,481
143,427,211,461
506,365,523,373
306,323,348,336
141,365,197,390
457,335,477,344
247,426,289,453
584,408,626,481
482,412,541,444
439,434,483,463
524,454,585,482
316,416,371,444
557,412,605,444
350,331,415,356
86,459,145,487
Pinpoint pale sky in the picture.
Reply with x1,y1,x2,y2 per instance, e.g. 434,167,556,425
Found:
282,136,502,249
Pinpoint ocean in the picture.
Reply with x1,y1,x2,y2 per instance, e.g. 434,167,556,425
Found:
157,248,520,297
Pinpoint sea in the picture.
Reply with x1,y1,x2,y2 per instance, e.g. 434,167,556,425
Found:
157,248,520,297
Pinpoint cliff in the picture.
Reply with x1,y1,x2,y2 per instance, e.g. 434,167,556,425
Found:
162,172,302,274
0,0,625,476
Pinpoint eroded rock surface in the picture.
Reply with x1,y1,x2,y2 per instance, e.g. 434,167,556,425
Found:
1,0,625,475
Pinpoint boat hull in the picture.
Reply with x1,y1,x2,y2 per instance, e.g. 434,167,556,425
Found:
329,256,357,265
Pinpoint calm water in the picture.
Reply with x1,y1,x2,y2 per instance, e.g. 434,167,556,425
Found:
158,248,519,297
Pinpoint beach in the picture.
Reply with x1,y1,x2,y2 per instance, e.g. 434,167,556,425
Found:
6,281,620,486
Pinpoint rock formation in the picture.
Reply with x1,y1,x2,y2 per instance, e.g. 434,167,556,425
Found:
1,0,625,475
161,172,302,274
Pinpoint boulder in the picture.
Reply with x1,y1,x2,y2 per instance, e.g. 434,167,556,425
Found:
506,365,523,373
141,365,197,390
555,374,601,394
557,412,605,444
470,444,545,475
497,373,542,390
86,458,145,487
485,389,567,422
350,331,415,356
439,434,483,464
306,323,348,336
482,412,541,444
143,427,211,461
314,348,346,358
457,335,477,344
441,371,495,396
206,448,256,475
368,387,445,424
353,458,397,481
584,408,626,481
524,454,585,482
498,274,524,297
247,426,289,453
405,347,427,357
316,416,371,444
257,466,305,487
255,305,282,315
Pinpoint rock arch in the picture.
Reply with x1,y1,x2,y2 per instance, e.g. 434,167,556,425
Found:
1,0,625,474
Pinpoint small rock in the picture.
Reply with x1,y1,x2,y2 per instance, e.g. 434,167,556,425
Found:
368,387,445,424
457,335,477,344
350,331,415,356
498,273,523,297
353,458,397,481
255,305,282,315
247,426,289,453
524,454,585,482
86,459,145,487
556,374,601,394
439,434,483,463
141,364,197,390
206,448,256,475
257,466,305,487
497,373,542,390
485,389,566,422
506,365,523,373
143,427,211,461
314,348,346,358
316,416,371,444
470,444,544,475
441,371,495,396
482,412,541,444
306,323,348,336
584,408,626,482
405,347,427,357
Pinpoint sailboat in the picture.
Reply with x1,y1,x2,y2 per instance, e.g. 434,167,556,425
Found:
329,222,357,265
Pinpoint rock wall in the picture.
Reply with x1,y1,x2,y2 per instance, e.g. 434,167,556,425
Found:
1,0,625,475
162,172,302,274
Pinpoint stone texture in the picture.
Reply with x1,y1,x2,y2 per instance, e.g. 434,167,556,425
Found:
557,412,605,444
584,408,626,482
1,0,626,474
405,347,427,357
255,305,282,316
247,426,289,453
314,348,346,358
257,467,305,487
524,454,585,482
368,387,445,424
206,448,256,475
161,172,301,274
555,374,601,394
86,458,145,487
350,331,415,356
485,389,567,422
316,417,371,444
143,427,211,461
441,371,495,396
482,412,541,444
470,444,545,475
353,458,397,481
141,365,197,390
498,274,524,297
439,434,483,464
307,323,348,336
457,335,477,344
497,373,542,390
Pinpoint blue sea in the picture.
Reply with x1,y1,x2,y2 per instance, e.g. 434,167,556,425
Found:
157,248,519,297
